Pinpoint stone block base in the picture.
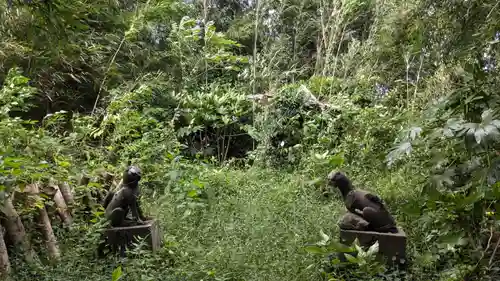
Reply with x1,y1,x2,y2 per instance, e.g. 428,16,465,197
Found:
339,227,406,265
100,220,162,256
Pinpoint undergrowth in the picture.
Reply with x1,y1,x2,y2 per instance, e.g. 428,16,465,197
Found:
2,0,500,281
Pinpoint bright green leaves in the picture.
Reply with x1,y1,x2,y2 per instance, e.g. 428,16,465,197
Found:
305,230,384,277
465,109,500,144
0,67,37,118
111,266,123,281
304,230,355,255
385,126,422,167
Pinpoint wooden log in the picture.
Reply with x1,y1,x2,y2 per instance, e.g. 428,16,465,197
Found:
15,184,54,195
15,184,39,194
37,206,60,260
58,182,74,205
1,194,35,262
0,225,11,278
48,184,72,226
32,185,60,260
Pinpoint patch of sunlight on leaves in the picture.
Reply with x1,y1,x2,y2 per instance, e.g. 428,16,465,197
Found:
111,266,123,281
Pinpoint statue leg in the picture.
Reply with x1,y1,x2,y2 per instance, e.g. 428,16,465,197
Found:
338,212,369,231
108,207,127,227
97,233,112,258
121,219,139,227
109,210,141,227
102,191,115,208
97,240,107,257
362,207,398,233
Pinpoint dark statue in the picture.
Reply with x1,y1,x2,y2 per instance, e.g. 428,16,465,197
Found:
103,165,148,227
328,171,398,233
97,165,150,257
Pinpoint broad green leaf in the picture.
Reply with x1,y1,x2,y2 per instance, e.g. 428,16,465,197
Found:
111,266,123,281
344,253,359,263
464,95,483,105
457,188,484,207
491,182,500,199
187,190,198,198
314,151,328,160
439,232,468,247
305,177,322,187
169,171,179,181
192,178,204,188
329,155,344,167
318,230,330,246
58,161,71,168
325,241,355,253
366,241,380,256
304,245,326,254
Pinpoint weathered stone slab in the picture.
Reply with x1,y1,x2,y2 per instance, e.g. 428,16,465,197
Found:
102,220,162,256
339,227,406,265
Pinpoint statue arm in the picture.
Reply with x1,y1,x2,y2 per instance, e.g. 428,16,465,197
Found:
364,193,386,209
345,193,363,215
346,201,363,215
349,207,363,216
130,200,143,223
128,192,144,223
102,191,115,209
136,195,148,221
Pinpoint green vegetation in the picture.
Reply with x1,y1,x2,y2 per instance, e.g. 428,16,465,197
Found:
1,0,500,280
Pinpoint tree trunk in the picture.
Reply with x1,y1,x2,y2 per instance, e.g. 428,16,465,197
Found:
58,182,74,205
0,225,11,278
1,196,35,262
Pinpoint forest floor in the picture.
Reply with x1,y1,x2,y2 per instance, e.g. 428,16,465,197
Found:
153,167,343,280
11,167,347,281
11,165,420,281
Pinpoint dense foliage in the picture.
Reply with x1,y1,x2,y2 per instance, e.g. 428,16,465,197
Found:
2,0,500,280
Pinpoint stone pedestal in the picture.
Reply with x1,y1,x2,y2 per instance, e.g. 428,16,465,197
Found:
339,227,406,265
102,220,162,256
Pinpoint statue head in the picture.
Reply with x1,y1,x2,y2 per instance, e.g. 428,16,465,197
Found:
123,165,141,186
327,170,353,196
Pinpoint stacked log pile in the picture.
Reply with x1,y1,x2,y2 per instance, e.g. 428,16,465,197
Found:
0,171,118,277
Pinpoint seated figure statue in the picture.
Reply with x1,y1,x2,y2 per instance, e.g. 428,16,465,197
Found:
103,165,148,227
327,171,398,233
97,165,151,257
